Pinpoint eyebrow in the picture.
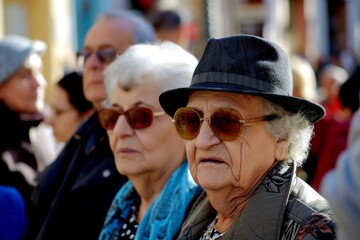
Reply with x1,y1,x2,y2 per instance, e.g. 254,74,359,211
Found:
110,101,144,109
82,44,115,51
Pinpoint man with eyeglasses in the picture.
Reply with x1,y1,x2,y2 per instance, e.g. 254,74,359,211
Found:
27,10,156,240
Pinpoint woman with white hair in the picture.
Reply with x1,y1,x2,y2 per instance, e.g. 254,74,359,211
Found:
98,41,202,240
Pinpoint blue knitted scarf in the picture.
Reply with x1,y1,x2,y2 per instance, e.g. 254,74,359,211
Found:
99,161,202,240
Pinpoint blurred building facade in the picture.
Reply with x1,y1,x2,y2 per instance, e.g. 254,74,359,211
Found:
0,0,359,99
206,0,360,75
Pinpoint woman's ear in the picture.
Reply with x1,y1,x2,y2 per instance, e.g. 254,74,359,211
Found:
274,137,290,161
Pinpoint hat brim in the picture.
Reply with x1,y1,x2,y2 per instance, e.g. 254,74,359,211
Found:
159,83,325,123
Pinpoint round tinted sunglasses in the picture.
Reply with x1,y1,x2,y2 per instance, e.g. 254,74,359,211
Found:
98,106,165,130
172,107,278,141
79,48,117,64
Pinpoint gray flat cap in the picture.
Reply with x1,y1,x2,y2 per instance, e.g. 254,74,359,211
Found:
0,35,47,84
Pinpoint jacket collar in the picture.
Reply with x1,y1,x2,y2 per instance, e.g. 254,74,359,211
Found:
180,161,295,240
226,161,294,239
72,111,107,155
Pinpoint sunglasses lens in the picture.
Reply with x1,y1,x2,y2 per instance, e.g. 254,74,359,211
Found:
98,107,155,130
80,49,116,64
80,51,91,63
97,49,116,64
211,109,241,141
127,107,153,129
98,109,119,130
174,108,201,140
173,108,242,141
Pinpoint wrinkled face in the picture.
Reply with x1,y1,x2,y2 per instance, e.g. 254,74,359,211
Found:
82,17,134,109
184,91,285,195
107,76,185,179
45,85,92,142
0,54,46,114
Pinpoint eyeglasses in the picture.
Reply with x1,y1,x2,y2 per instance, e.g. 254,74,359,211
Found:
172,107,278,141
79,49,117,64
98,106,165,130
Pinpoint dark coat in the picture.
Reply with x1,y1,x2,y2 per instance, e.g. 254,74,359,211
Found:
177,162,336,240
27,112,128,240
0,102,42,218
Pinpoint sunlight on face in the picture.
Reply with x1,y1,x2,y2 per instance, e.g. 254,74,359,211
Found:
46,85,85,142
107,76,185,181
184,91,279,195
82,18,134,108
0,55,45,114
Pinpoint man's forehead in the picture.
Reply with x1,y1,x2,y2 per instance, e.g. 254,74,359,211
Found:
90,17,133,35
84,18,133,47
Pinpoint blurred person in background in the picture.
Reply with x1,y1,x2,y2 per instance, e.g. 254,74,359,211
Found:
312,65,360,191
149,9,182,44
291,55,319,103
45,71,94,149
98,42,202,240
160,35,335,239
31,71,93,161
291,55,320,183
317,64,348,120
28,9,156,240
321,103,360,240
0,35,50,227
304,64,349,188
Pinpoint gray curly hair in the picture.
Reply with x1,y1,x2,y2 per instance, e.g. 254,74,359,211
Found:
263,99,314,167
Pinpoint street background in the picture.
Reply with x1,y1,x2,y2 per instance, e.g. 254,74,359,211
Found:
0,0,359,101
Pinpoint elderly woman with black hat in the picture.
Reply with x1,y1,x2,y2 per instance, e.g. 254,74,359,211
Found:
97,41,202,240
159,35,336,239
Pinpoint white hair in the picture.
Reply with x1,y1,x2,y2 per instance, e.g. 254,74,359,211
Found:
319,64,349,85
263,99,314,167
103,41,198,106
291,55,318,102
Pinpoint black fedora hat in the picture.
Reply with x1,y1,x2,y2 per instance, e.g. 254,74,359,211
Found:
159,34,325,123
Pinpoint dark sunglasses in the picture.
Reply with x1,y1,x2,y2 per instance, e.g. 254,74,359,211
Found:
98,106,165,130
172,107,278,141
79,49,117,64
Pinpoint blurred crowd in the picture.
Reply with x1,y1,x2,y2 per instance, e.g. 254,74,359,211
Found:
291,53,360,190
0,6,359,240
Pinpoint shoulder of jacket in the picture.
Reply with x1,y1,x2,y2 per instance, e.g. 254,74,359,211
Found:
285,177,336,239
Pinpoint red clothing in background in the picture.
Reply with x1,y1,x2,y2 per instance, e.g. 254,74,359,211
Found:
311,117,352,191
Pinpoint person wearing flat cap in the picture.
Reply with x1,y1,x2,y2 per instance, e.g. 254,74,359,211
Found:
0,35,48,223
159,35,336,239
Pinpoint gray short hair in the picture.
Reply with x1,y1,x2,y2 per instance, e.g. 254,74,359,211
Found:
97,9,156,44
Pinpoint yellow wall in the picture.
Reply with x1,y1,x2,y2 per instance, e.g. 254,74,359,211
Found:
2,0,75,101
28,0,52,99
0,0,3,36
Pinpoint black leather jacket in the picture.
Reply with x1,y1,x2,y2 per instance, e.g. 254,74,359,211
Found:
177,162,336,240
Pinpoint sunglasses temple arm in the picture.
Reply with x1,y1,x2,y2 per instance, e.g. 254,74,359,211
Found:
240,114,278,124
